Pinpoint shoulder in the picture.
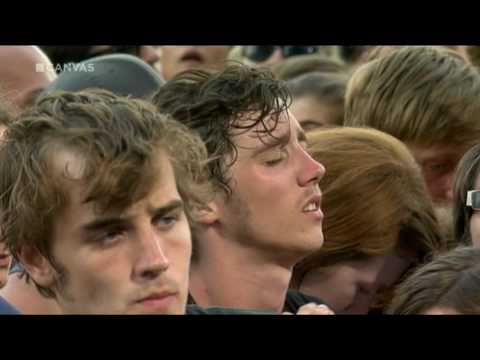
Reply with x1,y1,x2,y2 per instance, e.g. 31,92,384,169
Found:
186,305,274,315
0,296,21,315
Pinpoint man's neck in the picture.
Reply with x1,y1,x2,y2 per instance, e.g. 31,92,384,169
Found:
189,232,299,313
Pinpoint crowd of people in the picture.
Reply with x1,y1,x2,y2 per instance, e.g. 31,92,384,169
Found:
0,45,479,315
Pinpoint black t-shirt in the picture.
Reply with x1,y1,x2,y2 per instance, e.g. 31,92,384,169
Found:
186,305,274,315
283,289,326,313
187,289,326,314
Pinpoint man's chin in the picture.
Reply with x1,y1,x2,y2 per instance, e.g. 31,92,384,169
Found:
126,299,186,315
434,203,453,219
434,203,454,244
291,235,324,259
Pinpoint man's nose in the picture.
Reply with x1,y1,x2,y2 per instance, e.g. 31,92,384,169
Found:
133,228,169,281
140,46,161,68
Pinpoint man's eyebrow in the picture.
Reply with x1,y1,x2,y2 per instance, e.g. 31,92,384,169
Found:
297,127,307,144
147,199,185,217
251,131,291,157
81,199,184,234
81,217,128,234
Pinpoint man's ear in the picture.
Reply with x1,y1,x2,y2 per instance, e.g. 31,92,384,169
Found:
18,245,56,289
192,201,220,226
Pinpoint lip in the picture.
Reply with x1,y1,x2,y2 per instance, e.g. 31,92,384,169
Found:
302,194,323,220
180,51,204,63
134,291,178,314
0,253,11,268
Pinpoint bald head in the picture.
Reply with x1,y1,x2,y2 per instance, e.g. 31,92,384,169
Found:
0,46,56,110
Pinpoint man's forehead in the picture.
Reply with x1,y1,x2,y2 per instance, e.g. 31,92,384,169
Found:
52,148,177,212
89,45,111,54
50,147,87,180
234,110,299,143
0,46,55,75
408,142,467,163
0,48,56,107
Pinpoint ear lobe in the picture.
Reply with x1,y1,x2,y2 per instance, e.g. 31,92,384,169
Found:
193,201,220,226
18,245,57,289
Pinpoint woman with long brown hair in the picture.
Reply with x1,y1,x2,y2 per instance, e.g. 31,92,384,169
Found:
291,127,446,314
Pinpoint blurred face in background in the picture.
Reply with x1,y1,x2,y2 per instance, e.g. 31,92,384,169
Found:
160,46,230,81
242,46,319,69
408,143,468,206
0,46,57,110
298,250,413,314
290,96,342,131
89,46,161,69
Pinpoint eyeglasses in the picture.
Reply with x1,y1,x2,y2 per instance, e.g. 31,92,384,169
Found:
243,46,319,63
466,190,480,210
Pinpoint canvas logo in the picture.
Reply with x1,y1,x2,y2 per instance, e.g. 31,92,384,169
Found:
36,62,95,73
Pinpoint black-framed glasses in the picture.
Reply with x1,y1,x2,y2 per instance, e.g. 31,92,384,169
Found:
243,46,319,63
466,190,480,210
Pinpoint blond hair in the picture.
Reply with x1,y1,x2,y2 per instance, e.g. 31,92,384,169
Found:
344,46,480,147
292,127,445,288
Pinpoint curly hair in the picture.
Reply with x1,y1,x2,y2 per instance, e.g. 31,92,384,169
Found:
345,46,480,148
152,64,292,195
0,89,212,298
